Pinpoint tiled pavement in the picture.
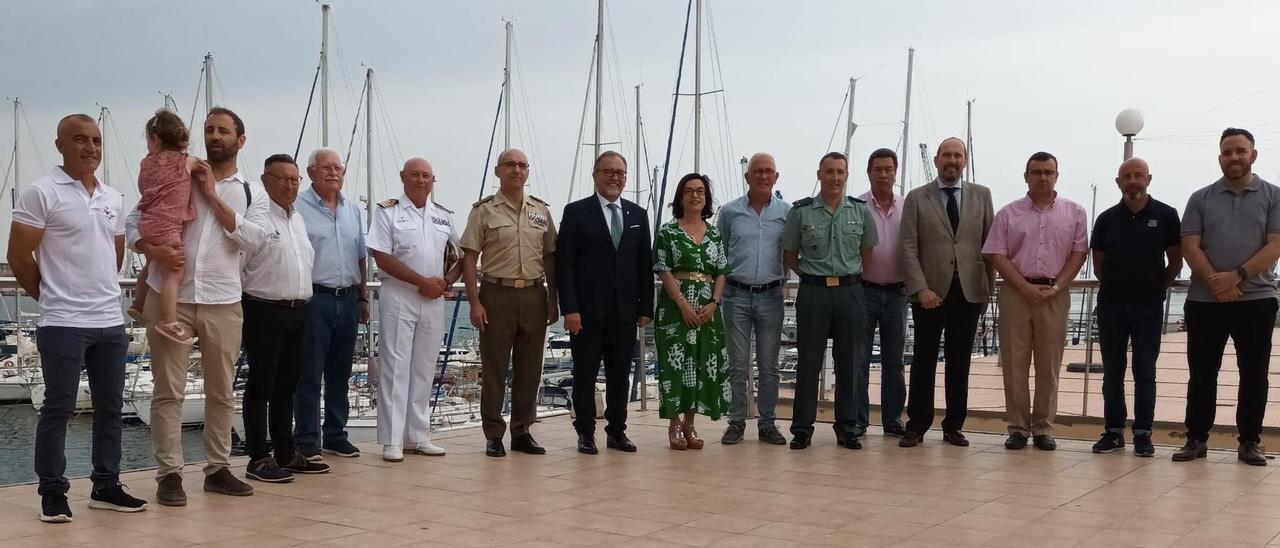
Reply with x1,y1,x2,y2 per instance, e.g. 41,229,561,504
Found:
5,407,1280,547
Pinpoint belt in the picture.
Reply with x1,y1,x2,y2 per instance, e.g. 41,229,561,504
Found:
1026,277,1055,286
243,293,310,308
313,284,359,297
672,271,712,282
481,276,543,289
727,279,783,293
860,280,905,291
799,274,860,287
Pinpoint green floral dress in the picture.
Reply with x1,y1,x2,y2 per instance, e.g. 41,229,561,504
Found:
653,220,730,419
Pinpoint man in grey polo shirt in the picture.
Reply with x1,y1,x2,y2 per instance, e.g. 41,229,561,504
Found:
717,153,790,446
1174,127,1280,466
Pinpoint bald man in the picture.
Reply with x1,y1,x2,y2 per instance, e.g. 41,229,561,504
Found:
367,158,462,462
1090,158,1181,457
460,148,558,457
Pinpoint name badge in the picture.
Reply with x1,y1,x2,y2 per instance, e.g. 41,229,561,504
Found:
1147,219,1158,228
528,211,548,227
430,216,451,228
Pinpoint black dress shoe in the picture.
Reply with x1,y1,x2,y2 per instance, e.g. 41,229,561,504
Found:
837,432,862,450
883,423,908,437
943,430,970,447
789,434,811,450
578,434,598,455
1172,439,1207,462
1033,435,1057,451
1005,432,1028,450
486,438,506,457
606,433,637,452
1240,441,1268,466
510,434,546,455
898,431,923,448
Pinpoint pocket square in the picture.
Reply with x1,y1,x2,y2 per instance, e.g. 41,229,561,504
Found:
629,224,640,228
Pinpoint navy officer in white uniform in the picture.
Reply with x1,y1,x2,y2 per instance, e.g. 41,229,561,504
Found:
367,157,462,462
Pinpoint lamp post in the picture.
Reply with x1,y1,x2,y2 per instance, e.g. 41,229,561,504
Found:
1115,108,1144,160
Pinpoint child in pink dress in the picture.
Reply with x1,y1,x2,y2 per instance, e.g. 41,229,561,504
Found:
127,109,207,345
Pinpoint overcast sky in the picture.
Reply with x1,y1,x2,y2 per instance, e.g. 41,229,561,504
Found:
4,0,1280,248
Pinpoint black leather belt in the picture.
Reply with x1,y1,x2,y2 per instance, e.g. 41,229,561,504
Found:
861,280,905,291
727,279,783,293
244,293,310,308
313,284,358,297
799,274,860,287
1026,277,1055,286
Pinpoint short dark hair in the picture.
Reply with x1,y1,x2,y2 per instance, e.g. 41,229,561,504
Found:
1024,151,1058,173
818,151,848,170
1221,127,1255,145
671,173,714,220
866,148,898,171
207,106,245,136
264,153,296,172
593,150,628,171
145,109,189,151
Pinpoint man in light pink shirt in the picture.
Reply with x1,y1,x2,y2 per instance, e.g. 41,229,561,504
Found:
982,151,1088,451
854,148,908,438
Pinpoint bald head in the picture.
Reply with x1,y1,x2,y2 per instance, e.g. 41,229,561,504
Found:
401,157,435,207
54,114,102,178
495,148,530,192
1115,156,1152,203
934,137,968,183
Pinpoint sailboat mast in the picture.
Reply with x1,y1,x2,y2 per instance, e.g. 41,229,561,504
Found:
504,20,513,151
365,68,374,228
693,0,702,172
965,99,976,183
593,0,603,160
321,3,330,147
634,84,642,195
898,47,914,194
12,98,19,208
100,106,109,187
844,77,857,158
203,54,214,114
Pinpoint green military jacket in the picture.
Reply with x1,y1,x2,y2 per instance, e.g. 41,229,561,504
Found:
782,195,878,277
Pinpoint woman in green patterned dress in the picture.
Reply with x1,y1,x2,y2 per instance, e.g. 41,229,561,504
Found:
654,173,729,450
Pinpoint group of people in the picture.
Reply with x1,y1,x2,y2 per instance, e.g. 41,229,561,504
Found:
11,105,1278,526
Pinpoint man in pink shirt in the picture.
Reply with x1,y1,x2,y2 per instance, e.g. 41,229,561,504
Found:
982,151,1088,451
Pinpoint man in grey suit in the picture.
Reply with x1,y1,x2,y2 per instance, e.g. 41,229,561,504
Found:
898,137,995,448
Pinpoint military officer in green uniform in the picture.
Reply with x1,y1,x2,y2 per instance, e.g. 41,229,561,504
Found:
461,148,559,458
782,151,878,450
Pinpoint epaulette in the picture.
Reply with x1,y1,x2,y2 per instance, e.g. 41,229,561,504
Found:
793,197,814,207
377,198,398,208
846,195,866,204
472,195,495,208
529,195,549,206
434,202,454,214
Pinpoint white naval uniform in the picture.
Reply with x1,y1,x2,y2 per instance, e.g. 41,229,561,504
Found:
367,195,457,445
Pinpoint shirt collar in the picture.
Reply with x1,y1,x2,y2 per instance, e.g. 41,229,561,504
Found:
811,195,853,209
936,177,963,190
50,166,77,185
1021,193,1058,211
269,199,294,219
858,190,899,212
304,184,346,205
597,193,621,209
493,191,529,210
1214,175,1261,193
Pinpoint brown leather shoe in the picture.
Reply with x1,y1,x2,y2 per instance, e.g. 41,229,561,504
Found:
155,472,186,507
203,468,254,497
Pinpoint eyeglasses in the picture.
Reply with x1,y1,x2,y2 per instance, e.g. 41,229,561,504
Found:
264,173,302,184
312,165,343,173
748,168,776,177
595,169,627,179
682,188,706,196
499,161,530,170
1027,169,1058,178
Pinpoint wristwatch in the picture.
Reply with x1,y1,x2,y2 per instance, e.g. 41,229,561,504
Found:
1237,266,1249,280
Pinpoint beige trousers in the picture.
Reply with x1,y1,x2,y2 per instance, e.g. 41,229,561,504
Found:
997,286,1070,436
144,288,243,477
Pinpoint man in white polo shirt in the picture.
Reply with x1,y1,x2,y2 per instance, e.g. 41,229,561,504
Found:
8,114,148,523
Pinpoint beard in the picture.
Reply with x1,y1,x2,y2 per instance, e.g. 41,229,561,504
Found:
206,142,238,164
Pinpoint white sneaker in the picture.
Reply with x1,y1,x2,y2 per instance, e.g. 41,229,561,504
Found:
406,441,446,456
382,445,404,462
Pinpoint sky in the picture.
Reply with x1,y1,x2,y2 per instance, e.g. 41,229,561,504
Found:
4,0,1280,249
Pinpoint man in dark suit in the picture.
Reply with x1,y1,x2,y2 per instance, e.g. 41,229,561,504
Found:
556,151,654,454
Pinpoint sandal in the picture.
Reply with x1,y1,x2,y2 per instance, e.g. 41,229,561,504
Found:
683,425,704,450
668,424,687,451
156,322,196,345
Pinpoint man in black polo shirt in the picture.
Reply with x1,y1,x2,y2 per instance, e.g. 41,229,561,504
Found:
1089,157,1181,457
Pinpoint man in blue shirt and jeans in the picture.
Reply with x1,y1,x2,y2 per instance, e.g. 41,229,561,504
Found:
294,148,370,461
717,153,790,446
1089,157,1181,457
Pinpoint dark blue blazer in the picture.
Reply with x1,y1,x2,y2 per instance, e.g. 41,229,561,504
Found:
556,195,654,322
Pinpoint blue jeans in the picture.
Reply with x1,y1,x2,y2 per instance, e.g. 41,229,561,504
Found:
722,284,784,429
294,292,358,447
34,325,128,496
1099,301,1163,436
857,285,907,430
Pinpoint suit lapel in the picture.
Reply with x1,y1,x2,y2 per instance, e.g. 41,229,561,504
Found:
925,182,955,239
590,197,619,251
957,181,976,238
